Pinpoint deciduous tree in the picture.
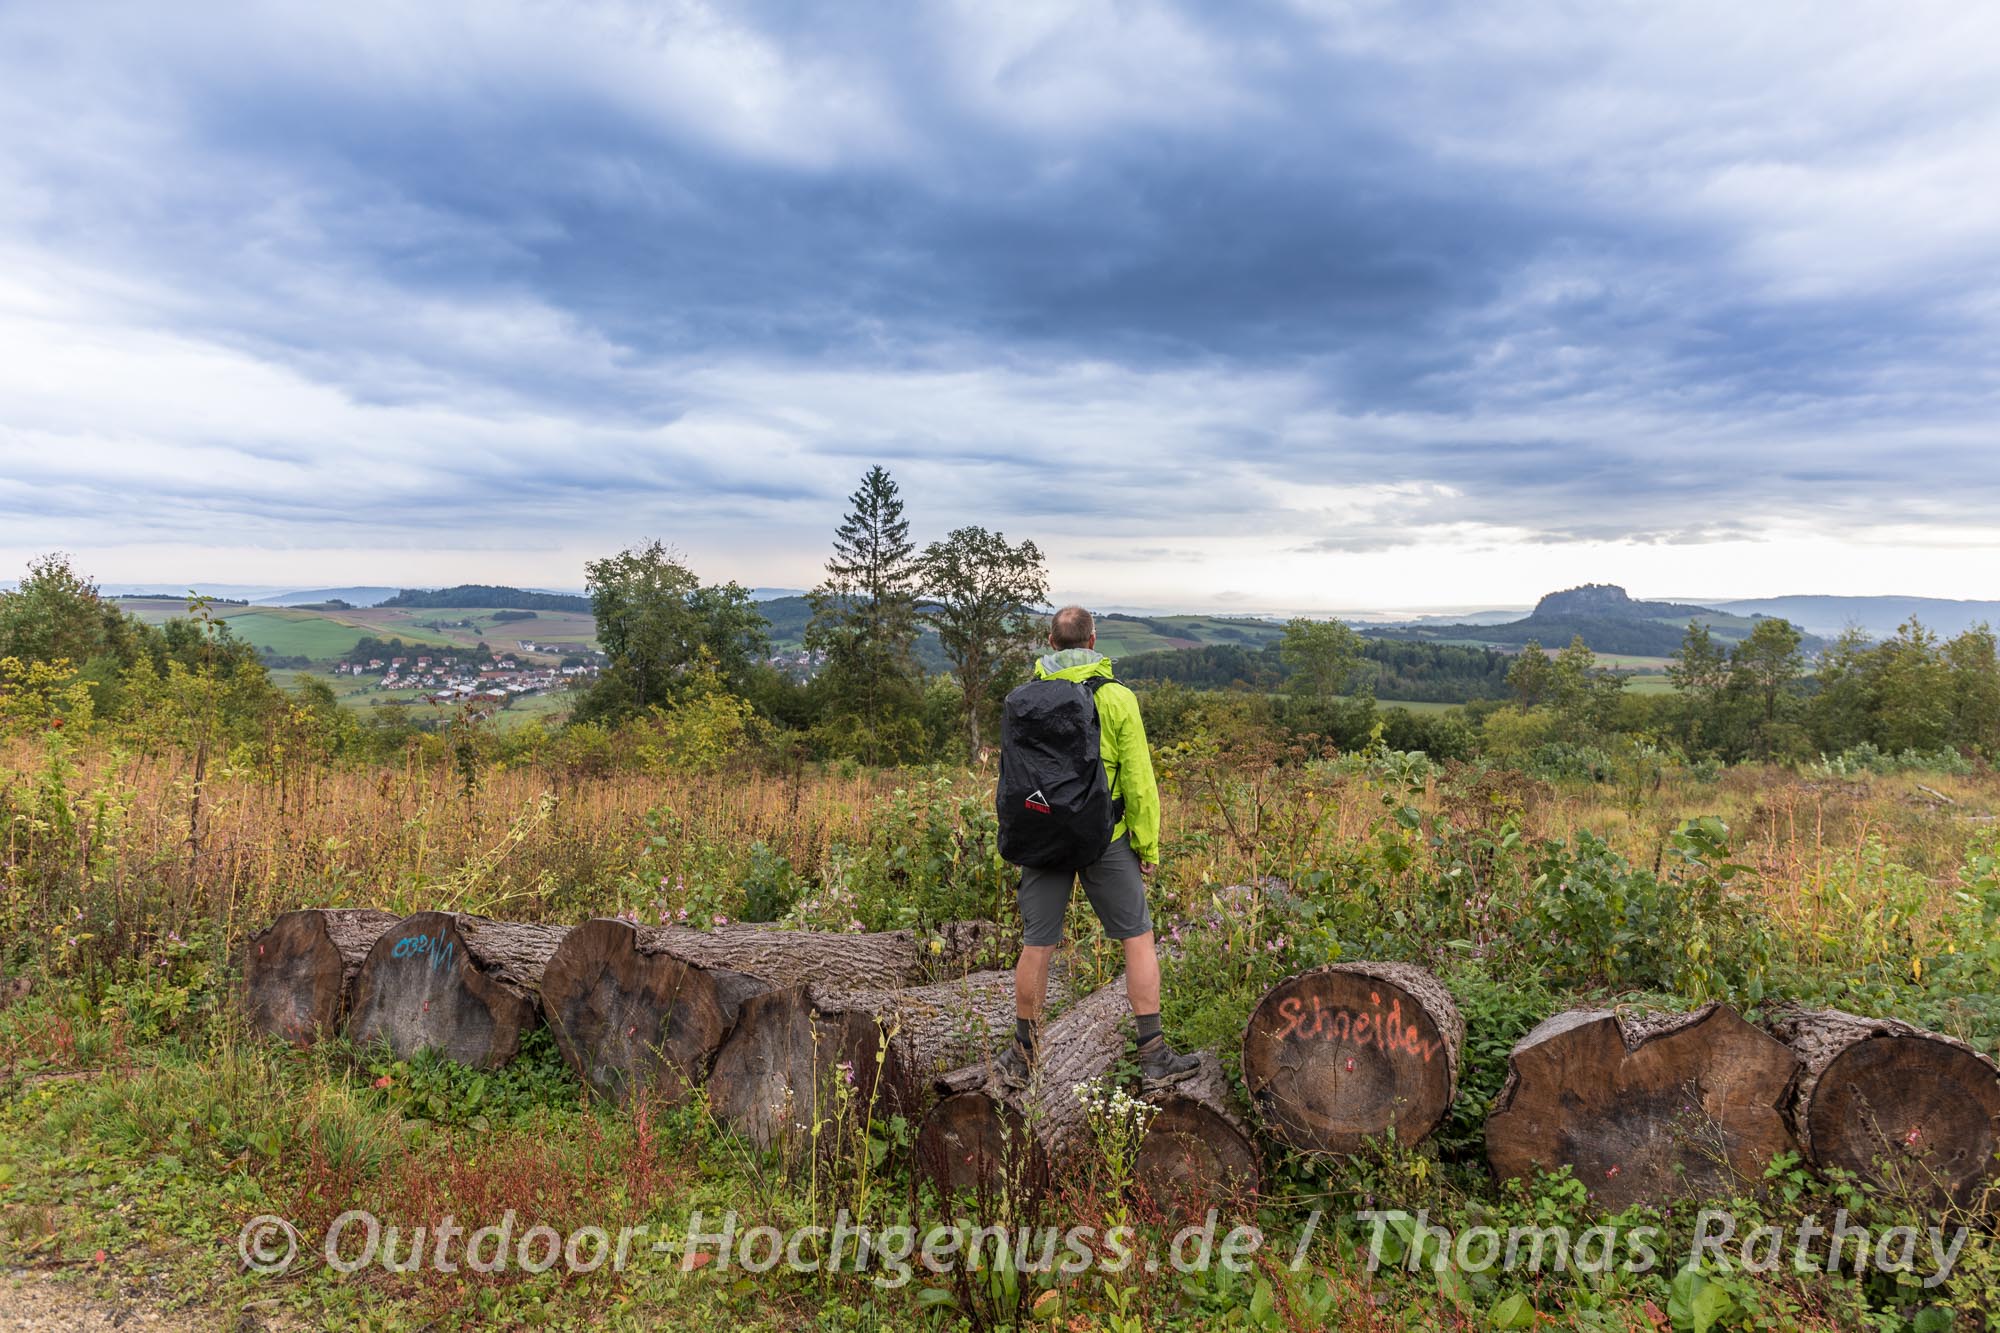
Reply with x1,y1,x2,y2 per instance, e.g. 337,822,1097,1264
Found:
1280,617,1366,702
581,541,764,721
1728,617,1805,759
920,526,1048,762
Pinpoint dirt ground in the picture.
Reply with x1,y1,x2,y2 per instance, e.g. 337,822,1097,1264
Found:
0,1270,283,1332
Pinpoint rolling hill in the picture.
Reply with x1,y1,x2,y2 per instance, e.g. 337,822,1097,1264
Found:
752,597,1286,670
1364,583,1815,657
1707,595,2000,640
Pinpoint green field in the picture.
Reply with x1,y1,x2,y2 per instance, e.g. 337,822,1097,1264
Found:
1090,613,1286,657
1377,698,1458,714
117,600,590,663
351,606,600,653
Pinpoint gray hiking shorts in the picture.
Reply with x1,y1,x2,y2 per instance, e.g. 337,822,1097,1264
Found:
1018,835,1153,947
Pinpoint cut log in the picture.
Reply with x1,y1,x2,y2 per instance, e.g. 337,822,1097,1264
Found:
640,919,1001,990
539,918,769,1104
347,912,569,1068
916,981,1128,1194
241,908,399,1044
1486,1004,1801,1211
707,968,1037,1150
915,981,1257,1212
540,918,997,1111
1767,1006,2000,1211
1239,962,1464,1154
1132,1051,1261,1218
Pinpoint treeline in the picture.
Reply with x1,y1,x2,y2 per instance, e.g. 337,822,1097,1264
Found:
0,555,318,748
378,585,592,612
1118,639,1514,702
344,636,494,665
1451,620,2000,777
570,467,1048,766
1664,620,2000,763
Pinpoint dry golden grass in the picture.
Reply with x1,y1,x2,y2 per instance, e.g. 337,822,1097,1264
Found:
4,734,1993,974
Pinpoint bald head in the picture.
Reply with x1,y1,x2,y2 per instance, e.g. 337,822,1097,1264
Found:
1049,605,1096,650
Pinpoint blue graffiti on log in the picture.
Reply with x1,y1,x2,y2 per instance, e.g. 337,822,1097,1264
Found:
390,930,456,974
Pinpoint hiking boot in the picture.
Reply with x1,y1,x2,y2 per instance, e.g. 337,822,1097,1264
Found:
1137,1035,1200,1088
994,1038,1034,1093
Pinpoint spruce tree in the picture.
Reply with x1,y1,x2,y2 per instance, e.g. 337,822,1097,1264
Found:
805,466,923,761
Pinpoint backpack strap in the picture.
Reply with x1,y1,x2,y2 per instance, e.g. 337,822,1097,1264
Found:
1079,676,1125,822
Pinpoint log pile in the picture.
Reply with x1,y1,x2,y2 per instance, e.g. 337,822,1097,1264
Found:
1767,1005,2000,1211
1239,962,1464,1155
538,918,999,1105
239,903,1998,1228
347,912,571,1068
1485,1004,1800,1210
241,908,400,1044
707,968,1041,1149
915,980,1261,1212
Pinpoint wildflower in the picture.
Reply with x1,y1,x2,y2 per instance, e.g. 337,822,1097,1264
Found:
847,918,865,933
676,907,689,921
837,1061,856,1087
374,1075,393,1089
712,914,729,927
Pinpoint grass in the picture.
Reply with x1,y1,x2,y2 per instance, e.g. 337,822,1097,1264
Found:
5,733,1999,1329
1092,614,1286,658
116,601,461,659
351,607,602,656
115,600,567,663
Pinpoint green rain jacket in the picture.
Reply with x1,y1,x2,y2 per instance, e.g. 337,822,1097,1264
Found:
1032,649,1161,865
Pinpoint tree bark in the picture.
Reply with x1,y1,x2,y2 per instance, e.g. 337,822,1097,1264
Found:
707,967,1048,1150
637,919,1001,990
916,981,1128,1194
346,912,569,1069
1486,1004,1801,1211
1767,1005,2000,1211
539,918,1000,1106
241,908,400,1044
1239,962,1464,1154
916,980,1257,1212
539,918,769,1104
1133,1051,1262,1218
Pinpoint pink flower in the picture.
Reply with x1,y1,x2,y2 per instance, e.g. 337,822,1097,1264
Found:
374,1075,393,1089
712,914,729,927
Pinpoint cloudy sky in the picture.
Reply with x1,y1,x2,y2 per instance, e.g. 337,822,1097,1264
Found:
3,1,1997,612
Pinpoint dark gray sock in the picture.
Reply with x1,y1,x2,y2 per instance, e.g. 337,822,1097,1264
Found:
1136,1012,1163,1045
1016,1017,1036,1050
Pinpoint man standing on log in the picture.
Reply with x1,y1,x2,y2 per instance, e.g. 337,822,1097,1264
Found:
996,605,1199,1090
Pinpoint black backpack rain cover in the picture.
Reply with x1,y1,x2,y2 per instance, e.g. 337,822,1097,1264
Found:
996,676,1121,871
